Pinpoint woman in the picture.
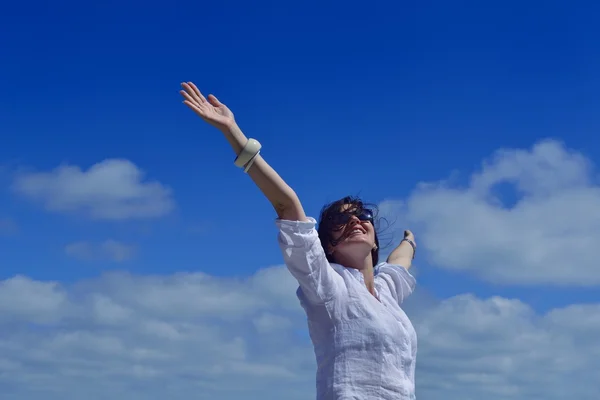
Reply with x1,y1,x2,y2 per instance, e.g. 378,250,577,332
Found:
180,82,418,400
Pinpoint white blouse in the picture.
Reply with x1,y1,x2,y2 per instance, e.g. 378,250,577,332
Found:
277,217,417,400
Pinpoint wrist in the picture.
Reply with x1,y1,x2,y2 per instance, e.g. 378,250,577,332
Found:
220,122,247,153
219,120,239,134
400,238,416,259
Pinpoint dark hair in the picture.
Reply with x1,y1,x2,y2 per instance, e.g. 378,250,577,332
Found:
317,195,381,266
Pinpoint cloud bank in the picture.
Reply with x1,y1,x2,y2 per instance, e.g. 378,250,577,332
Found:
1,267,599,400
65,240,137,262
13,159,174,220
382,140,600,286
3,139,600,399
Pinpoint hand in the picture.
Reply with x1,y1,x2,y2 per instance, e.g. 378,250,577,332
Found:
403,230,416,245
386,229,417,266
180,82,235,131
403,230,417,258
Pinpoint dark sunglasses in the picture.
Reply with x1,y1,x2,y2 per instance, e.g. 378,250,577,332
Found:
328,208,374,227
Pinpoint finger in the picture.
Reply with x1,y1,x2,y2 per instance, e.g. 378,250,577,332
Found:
183,100,205,115
208,94,222,107
187,82,207,103
180,90,200,105
180,82,205,104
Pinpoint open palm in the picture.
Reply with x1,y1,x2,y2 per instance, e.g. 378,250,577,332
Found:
180,82,235,130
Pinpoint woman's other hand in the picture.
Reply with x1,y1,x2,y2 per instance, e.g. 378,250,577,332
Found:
403,230,416,248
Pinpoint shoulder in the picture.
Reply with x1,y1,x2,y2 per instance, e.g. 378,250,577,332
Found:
276,217,319,248
276,217,317,231
375,262,416,288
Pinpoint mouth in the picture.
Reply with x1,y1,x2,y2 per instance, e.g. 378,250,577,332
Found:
330,225,367,247
346,226,366,238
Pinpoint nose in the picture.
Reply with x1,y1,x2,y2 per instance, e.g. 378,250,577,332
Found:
348,215,361,226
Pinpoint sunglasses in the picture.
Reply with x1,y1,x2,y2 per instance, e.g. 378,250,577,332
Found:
328,208,374,228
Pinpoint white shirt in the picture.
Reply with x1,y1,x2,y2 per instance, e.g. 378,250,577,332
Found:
277,217,418,400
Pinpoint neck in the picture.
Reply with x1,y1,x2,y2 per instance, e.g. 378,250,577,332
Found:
335,253,376,296
361,264,376,296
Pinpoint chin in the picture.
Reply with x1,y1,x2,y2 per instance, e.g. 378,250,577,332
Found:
347,236,372,244
339,240,373,251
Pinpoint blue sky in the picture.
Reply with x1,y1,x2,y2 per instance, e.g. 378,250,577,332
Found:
2,1,600,399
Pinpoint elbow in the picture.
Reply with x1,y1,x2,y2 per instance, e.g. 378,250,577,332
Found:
386,256,412,269
275,195,306,222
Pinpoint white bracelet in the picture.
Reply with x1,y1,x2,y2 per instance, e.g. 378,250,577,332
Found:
234,138,262,168
243,150,260,173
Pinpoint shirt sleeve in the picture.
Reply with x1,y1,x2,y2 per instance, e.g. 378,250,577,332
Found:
376,262,416,305
276,217,345,305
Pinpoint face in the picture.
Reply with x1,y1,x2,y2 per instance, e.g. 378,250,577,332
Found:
327,204,377,260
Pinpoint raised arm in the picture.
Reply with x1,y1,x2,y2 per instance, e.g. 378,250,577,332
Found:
180,82,344,304
180,82,305,222
378,230,417,305
386,230,416,269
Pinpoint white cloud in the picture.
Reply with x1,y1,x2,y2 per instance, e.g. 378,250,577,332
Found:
0,267,312,400
101,240,136,262
383,139,600,286
412,294,600,399
252,312,293,333
65,240,136,262
64,241,95,260
0,276,68,324
12,159,174,220
0,268,599,399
